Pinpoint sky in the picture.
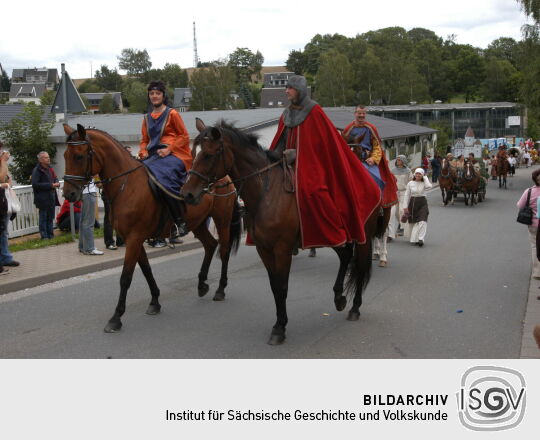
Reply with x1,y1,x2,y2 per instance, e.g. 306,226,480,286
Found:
0,0,533,80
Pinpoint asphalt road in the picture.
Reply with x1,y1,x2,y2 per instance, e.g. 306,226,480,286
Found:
0,166,533,358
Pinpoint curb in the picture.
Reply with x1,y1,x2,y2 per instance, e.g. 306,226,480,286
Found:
0,241,203,295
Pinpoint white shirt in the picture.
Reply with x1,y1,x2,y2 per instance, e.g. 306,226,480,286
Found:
404,176,432,206
82,180,97,194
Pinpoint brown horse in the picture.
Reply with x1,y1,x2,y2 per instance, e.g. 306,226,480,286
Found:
62,124,241,333
461,161,480,206
181,119,384,345
438,158,455,205
496,150,509,189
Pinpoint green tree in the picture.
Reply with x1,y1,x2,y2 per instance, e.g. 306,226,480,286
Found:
315,49,354,106
99,94,116,113
286,49,307,75
189,61,236,110
449,45,486,102
228,47,264,84
0,69,10,92
516,0,540,23
413,39,452,101
123,80,148,113
354,47,384,104
40,89,55,105
78,79,101,93
485,37,520,66
161,63,188,88
94,65,123,91
117,48,152,80
480,58,519,101
428,121,452,156
0,103,55,183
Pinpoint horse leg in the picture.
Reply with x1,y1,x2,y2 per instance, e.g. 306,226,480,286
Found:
441,187,446,206
257,245,291,345
347,240,373,321
104,240,143,333
137,246,161,315
332,243,353,312
464,191,469,206
192,224,218,298
213,222,232,302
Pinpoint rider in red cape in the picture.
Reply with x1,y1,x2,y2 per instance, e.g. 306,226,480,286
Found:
342,108,398,209
267,75,381,248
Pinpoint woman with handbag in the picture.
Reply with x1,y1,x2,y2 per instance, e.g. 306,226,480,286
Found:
0,148,20,272
403,168,432,247
517,169,540,279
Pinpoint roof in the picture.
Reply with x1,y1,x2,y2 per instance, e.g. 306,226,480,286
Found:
0,104,53,126
324,108,437,140
367,102,520,112
260,88,289,108
173,88,192,108
80,92,122,105
465,126,475,137
9,83,46,99
48,106,437,144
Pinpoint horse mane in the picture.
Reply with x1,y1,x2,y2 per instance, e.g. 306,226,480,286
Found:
66,127,134,160
195,119,266,157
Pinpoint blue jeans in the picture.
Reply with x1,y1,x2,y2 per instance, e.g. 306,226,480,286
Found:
79,192,97,252
0,214,14,265
38,206,55,239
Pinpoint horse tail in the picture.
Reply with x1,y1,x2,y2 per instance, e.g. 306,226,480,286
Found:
228,198,243,255
345,241,373,300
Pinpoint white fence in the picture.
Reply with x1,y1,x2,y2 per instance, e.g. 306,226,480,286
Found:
7,182,65,238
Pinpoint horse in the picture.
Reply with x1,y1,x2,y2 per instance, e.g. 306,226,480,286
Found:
438,158,455,206
62,124,241,333
181,119,384,345
461,161,480,206
496,150,509,189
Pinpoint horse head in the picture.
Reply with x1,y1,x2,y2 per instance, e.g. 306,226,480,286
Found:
182,118,234,206
62,124,102,202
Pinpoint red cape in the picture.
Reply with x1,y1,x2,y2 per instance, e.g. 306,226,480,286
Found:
342,121,398,208
269,105,381,248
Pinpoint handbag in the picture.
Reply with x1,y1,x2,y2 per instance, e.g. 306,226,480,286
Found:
5,187,21,214
517,188,533,225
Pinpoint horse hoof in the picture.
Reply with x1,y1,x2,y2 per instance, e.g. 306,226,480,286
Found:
334,296,347,312
146,304,161,315
198,284,210,297
104,320,122,333
347,311,360,321
213,291,225,301
267,333,286,345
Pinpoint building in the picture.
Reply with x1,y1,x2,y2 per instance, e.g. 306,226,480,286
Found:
260,71,312,108
9,67,59,104
366,102,524,141
80,92,123,113
173,88,192,112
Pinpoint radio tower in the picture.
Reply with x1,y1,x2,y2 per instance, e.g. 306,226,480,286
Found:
193,21,200,68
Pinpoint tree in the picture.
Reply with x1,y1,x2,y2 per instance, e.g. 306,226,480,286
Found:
0,69,10,93
228,47,264,83
94,65,123,91
99,94,116,113
516,0,540,23
286,49,307,75
315,49,354,107
39,89,55,105
123,80,148,113
0,103,55,183
485,37,520,66
78,80,101,93
189,61,236,110
428,121,452,156
449,45,486,102
354,47,384,105
480,59,519,101
117,48,152,80
161,63,188,88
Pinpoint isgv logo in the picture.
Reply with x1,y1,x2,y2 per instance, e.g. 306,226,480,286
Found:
457,366,526,431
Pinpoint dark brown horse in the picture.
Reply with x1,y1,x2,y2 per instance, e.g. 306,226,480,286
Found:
461,161,480,206
438,158,455,205
62,124,241,333
181,119,384,345
496,150,509,189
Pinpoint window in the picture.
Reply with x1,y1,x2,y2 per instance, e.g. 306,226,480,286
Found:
268,101,274,106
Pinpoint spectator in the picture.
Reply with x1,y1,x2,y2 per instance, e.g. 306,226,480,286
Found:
517,169,540,280
56,199,81,232
79,178,103,255
430,154,441,183
0,173,20,269
31,151,60,239
0,147,15,274
403,168,432,247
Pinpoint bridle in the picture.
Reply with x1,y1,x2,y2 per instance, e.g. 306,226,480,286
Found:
63,133,143,191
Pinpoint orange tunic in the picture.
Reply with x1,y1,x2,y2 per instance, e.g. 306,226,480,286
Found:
139,109,193,170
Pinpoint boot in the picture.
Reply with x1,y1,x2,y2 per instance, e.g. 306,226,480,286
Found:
164,193,189,237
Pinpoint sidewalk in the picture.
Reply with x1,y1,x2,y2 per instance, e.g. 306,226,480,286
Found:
0,233,202,295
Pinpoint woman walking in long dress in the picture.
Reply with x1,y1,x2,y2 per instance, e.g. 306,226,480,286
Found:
403,168,432,247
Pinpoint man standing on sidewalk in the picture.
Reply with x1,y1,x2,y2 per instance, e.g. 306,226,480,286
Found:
31,151,60,240
79,178,103,255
